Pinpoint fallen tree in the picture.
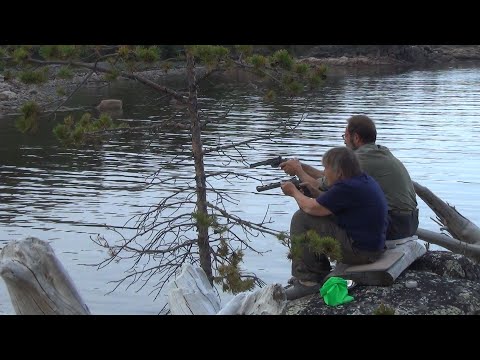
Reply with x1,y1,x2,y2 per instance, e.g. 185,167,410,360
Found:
414,181,480,262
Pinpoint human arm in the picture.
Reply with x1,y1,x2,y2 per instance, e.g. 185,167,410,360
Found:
281,181,331,216
279,159,324,188
301,163,325,179
299,181,324,198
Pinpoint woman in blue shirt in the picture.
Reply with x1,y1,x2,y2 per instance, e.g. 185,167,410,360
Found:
281,146,388,300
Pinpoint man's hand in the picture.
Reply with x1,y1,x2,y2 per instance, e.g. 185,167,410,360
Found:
280,159,302,176
280,181,299,197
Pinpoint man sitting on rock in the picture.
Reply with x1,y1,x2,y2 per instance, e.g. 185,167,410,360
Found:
281,146,388,300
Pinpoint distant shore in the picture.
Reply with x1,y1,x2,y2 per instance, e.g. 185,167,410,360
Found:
298,45,480,67
2,45,480,118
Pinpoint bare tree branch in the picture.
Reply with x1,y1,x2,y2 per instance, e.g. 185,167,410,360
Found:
46,70,94,118
24,57,188,103
206,201,285,238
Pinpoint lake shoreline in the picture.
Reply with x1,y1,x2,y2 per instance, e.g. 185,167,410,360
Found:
2,45,480,118
2,63,480,314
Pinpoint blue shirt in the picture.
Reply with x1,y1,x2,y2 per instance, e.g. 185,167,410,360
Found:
316,173,388,251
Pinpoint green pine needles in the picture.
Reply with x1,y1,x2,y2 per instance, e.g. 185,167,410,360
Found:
290,230,343,263
15,101,41,134
53,113,128,146
193,211,256,294
214,248,255,294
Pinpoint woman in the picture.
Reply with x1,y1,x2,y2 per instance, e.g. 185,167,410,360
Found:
281,146,388,300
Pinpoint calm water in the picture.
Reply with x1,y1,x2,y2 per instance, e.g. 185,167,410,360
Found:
1,64,480,314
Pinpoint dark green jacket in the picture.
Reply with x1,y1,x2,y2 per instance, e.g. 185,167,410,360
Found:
355,143,417,212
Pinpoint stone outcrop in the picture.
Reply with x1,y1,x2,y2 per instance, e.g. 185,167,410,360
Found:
285,251,480,315
0,68,101,117
300,45,480,67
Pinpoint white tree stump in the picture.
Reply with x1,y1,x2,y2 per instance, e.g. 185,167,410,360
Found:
168,264,221,315
167,264,287,315
217,284,287,315
0,237,90,315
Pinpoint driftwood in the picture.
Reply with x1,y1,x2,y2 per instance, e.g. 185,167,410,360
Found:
0,237,90,315
413,181,480,262
167,263,286,315
168,264,221,315
414,181,480,243
217,284,287,315
416,228,480,262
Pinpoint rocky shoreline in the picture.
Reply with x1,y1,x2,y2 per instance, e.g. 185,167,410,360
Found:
300,45,480,66
2,45,480,118
285,251,480,315
0,69,107,118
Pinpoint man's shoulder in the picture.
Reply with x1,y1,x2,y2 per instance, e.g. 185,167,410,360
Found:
356,143,393,159
357,143,390,152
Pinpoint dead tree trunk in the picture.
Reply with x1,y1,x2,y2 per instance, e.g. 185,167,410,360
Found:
416,228,480,262
186,51,213,283
414,181,480,262
0,237,90,315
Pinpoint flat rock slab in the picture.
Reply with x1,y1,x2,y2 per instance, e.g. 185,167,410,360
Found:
329,237,426,286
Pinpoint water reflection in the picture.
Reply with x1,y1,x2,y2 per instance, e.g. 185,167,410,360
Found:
1,65,480,314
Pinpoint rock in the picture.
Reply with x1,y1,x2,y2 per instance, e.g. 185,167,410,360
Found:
0,90,17,101
96,99,123,113
284,251,480,315
409,251,480,280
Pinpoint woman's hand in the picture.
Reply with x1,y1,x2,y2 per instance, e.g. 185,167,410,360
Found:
280,181,298,196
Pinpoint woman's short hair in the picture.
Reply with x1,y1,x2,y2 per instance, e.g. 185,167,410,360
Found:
347,115,377,143
322,146,362,178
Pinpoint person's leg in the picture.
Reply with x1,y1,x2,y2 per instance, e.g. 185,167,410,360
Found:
286,210,384,300
290,209,345,282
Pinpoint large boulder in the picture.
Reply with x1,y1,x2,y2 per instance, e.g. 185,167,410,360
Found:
285,251,480,315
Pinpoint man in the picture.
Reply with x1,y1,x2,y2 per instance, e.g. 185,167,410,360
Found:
280,114,418,240
281,146,388,300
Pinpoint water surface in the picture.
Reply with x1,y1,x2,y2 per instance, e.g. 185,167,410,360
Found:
1,64,479,314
